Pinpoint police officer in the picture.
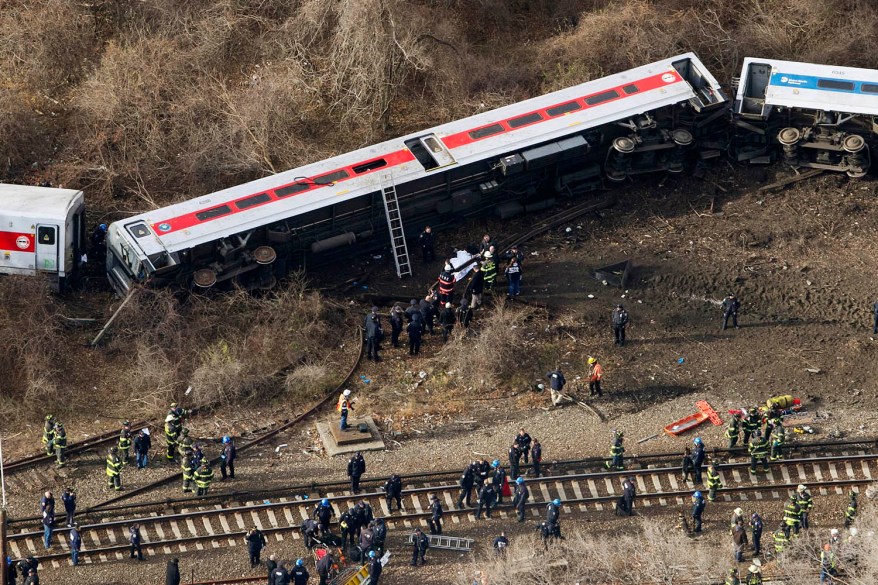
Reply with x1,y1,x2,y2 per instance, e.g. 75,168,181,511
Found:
383,474,403,512
691,491,706,533
457,299,473,328
692,437,706,483
364,307,383,361
313,499,334,536
53,423,67,467
245,527,267,567
512,477,529,522
605,431,625,470
61,487,76,527
726,412,741,448
475,480,496,520
418,226,435,264
749,512,763,557
796,484,813,529
531,439,543,478
515,429,532,464
347,451,366,494
419,293,437,334
439,302,456,341
456,464,475,508
428,494,443,534
722,293,741,330
748,432,769,474
411,528,429,566
612,304,630,346
406,315,423,356
194,461,214,496
491,460,506,503
339,507,357,549
129,523,144,560
106,446,123,491
291,559,309,585
546,498,561,525
69,523,82,567
389,305,404,348
621,477,636,516
368,551,382,584
508,443,521,480
706,464,723,502
270,562,290,585
405,299,422,323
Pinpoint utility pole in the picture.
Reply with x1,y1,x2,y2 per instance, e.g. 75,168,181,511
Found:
1,436,8,585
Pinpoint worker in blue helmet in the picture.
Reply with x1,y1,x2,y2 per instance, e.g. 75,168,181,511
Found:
491,459,507,504
90,222,108,253
691,491,706,534
314,499,334,536
369,548,383,583
546,499,561,524
220,435,236,481
512,477,529,522
291,557,309,585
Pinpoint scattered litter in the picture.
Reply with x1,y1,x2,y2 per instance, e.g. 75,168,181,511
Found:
637,300,643,304
587,294,595,299
275,444,288,453
530,251,539,256
677,357,685,364
602,280,608,286
637,433,659,444
373,255,382,260
565,227,572,233
185,385,193,396
419,371,427,379
805,368,821,374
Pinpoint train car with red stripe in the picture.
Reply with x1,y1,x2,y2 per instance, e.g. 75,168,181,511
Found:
0,184,86,291
105,52,727,295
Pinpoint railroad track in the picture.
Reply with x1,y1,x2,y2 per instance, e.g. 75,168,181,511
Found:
14,450,877,568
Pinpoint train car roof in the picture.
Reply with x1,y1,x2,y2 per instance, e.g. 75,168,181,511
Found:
743,57,878,116
0,184,83,222
116,53,723,257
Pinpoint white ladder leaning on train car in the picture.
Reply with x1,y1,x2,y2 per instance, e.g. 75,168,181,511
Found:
379,175,412,278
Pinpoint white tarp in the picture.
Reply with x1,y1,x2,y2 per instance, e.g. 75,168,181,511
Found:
449,250,476,282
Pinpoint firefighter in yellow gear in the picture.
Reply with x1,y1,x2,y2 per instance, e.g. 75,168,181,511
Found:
706,464,723,501
181,452,196,493
54,423,68,467
42,415,56,456
724,567,740,585
773,525,788,554
195,462,214,496
118,423,132,466
177,428,194,460
782,493,801,538
165,415,181,461
106,446,123,491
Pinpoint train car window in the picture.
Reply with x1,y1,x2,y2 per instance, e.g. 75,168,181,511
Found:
508,113,543,128
127,223,152,238
315,170,349,184
817,79,854,91
585,90,620,106
276,183,311,197
38,226,56,245
468,124,505,140
195,205,231,221
235,193,271,210
546,101,581,116
352,159,387,174
862,83,878,94
622,84,639,95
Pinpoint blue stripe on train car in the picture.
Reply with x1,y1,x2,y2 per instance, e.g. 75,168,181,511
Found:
770,71,878,95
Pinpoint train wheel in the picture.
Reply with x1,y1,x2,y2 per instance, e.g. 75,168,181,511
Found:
612,136,636,153
193,268,217,288
842,134,865,153
671,129,693,147
254,245,277,265
777,127,801,146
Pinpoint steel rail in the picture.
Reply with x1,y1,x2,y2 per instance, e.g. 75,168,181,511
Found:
11,436,869,525
80,325,364,514
11,451,875,541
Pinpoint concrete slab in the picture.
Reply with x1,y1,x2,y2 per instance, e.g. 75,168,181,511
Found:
317,416,385,457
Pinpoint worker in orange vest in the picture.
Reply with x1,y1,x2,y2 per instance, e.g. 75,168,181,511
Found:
337,389,354,431
587,357,603,397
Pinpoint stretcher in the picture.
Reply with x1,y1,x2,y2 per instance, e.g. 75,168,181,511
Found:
664,401,723,436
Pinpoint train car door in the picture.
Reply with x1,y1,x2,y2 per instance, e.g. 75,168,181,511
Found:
35,224,59,272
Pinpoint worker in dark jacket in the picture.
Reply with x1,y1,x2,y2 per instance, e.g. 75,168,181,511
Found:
129,524,144,560
547,367,568,407
439,302,456,341
457,299,473,328
166,558,181,585
692,437,706,483
508,444,521,480
456,465,475,508
515,429,532,464
384,474,403,512
368,551,382,584
428,494,443,534
437,264,455,303
512,477,529,522
475,480,497,520
418,226,435,264
364,307,383,361
531,439,543,477
505,257,522,297
419,294,437,334
411,528,429,566
246,527,268,567
389,305,405,348
314,499,335,535
270,563,290,585
722,293,740,330
316,550,333,585
61,487,76,527
291,559,309,585
347,452,366,494
469,264,485,307
405,299,422,322
220,436,237,480
133,428,151,469
406,317,423,356
691,491,706,533
612,304,630,346
491,460,507,503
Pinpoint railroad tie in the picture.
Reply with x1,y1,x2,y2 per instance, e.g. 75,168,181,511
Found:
796,463,808,482
152,522,172,554
379,495,391,517
651,474,665,507
861,459,872,481
184,516,202,551
234,510,248,530
667,472,679,491
168,519,187,553
603,477,615,498
844,460,855,480
570,480,585,511
139,525,156,558
8,538,22,560
265,508,281,542
587,479,602,510
282,504,296,528
635,475,651,507
539,482,552,508
780,465,792,486
201,516,220,548
555,481,569,513
411,492,425,524
88,527,108,562
103,525,124,560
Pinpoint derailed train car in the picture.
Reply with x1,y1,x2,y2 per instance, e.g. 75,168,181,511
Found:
733,58,878,176
104,53,727,295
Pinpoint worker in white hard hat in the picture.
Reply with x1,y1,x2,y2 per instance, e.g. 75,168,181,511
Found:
337,389,353,431
796,484,813,530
